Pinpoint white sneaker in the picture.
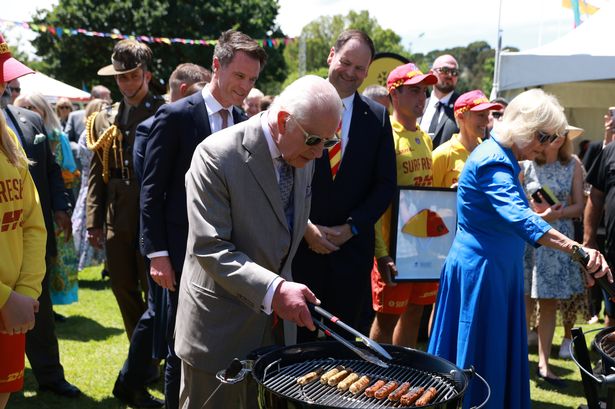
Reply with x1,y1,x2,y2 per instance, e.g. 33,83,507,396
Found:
527,330,538,346
559,338,572,359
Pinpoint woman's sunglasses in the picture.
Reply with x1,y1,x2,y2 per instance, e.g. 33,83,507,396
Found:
536,131,560,144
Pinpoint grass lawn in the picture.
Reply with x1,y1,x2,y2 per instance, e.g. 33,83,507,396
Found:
6,264,608,408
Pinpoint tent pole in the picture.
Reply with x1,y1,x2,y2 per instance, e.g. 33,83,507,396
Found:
491,0,504,99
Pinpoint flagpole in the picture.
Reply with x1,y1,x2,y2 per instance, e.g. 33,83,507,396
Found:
490,0,503,99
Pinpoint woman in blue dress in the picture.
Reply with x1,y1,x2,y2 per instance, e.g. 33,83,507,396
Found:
428,89,611,408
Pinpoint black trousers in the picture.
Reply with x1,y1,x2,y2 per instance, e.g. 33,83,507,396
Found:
26,260,65,385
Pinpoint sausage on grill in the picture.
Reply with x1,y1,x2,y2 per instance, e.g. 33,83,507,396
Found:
327,368,353,386
364,380,386,398
374,380,399,399
388,382,411,402
415,387,438,406
337,373,359,391
349,375,371,395
296,367,324,385
400,386,425,406
320,366,344,384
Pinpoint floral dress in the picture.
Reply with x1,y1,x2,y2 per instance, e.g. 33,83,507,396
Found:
522,159,585,299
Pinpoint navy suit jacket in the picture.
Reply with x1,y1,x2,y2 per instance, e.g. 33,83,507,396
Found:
431,91,460,149
133,115,155,187
140,91,246,273
4,106,70,257
292,92,396,294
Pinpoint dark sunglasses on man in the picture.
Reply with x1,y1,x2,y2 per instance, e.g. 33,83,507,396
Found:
434,67,459,77
289,115,339,148
537,130,560,145
491,111,503,119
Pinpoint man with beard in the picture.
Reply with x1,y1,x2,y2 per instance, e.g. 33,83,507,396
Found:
419,54,460,148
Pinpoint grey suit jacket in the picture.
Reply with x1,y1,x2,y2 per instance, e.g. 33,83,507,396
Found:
64,110,86,143
175,114,313,373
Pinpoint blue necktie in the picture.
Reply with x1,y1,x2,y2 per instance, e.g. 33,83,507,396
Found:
276,157,294,231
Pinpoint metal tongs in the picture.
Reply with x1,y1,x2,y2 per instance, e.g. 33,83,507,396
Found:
308,303,392,368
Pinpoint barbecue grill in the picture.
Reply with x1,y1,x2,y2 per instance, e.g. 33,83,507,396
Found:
571,326,615,409
218,341,489,408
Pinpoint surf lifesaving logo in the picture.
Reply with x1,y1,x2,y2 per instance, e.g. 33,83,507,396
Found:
402,209,448,238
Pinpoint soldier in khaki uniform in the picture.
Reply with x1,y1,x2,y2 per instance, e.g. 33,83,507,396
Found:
86,40,164,338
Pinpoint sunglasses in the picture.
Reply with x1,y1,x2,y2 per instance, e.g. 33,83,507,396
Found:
491,111,503,119
289,115,339,148
58,105,72,110
536,130,560,144
434,67,459,77
23,105,35,111
10,87,21,93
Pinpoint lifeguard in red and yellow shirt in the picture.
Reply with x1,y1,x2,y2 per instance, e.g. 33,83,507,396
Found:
370,63,439,348
432,90,503,188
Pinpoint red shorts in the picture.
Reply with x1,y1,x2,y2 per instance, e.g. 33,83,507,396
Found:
371,259,438,314
0,333,25,392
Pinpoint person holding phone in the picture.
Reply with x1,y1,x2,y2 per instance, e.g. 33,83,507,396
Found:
521,126,586,387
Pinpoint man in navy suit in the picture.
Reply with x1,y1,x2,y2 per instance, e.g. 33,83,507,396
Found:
292,29,396,342
112,64,210,409
419,54,461,148
140,30,266,409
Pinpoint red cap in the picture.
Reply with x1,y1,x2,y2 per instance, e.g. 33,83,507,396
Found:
0,34,34,83
387,63,437,92
454,90,503,115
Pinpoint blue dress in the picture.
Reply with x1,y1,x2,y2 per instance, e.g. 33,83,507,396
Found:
428,137,551,409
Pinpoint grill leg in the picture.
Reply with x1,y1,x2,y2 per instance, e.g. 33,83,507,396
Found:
572,327,602,409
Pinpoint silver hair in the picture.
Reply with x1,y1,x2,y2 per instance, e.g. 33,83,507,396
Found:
270,75,343,125
494,89,567,148
362,85,388,100
24,93,62,132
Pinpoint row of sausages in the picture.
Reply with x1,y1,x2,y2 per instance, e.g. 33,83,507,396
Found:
295,365,438,406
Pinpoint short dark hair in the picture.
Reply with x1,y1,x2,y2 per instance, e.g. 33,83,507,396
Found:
333,29,375,61
112,39,153,72
214,30,268,70
260,95,275,111
169,63,211,92
490,97,509,107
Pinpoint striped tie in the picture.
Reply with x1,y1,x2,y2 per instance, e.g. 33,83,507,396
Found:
328,117,343,179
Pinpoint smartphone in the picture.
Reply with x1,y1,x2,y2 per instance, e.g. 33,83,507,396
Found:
609,106,615,119
531,187,558,206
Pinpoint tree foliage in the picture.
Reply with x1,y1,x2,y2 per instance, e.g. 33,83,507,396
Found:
30,0,286,97
283,10,406,77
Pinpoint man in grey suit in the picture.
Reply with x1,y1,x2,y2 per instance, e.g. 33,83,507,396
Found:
64,85,111,143
175,75,343,408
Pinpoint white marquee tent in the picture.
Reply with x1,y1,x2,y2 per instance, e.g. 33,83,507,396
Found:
18,72,91,103
498,2,615,140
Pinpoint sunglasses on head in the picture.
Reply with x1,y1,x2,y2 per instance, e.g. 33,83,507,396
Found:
434,67,459,77
289,115,339,149
537,130,560,144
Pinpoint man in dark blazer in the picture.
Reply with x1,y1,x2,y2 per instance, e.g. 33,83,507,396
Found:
3,101,80,397
419,54,461,148
140,32,266,409
292,29,397,342
112,64,209,409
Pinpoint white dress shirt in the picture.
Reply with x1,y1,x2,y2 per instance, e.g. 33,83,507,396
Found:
419,90,454,131
339,95,354,157
147,85,234,260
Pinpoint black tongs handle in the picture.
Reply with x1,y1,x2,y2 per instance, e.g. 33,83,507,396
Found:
572,245,615,300
308,303,393,361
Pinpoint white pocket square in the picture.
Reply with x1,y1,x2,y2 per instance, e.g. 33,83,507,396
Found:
33,133,46,144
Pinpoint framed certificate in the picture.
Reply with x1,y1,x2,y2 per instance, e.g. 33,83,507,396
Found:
390,186,457,282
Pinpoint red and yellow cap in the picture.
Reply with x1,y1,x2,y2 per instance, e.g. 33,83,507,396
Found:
454,90,503,115
386,63,437,92
0,34,34,83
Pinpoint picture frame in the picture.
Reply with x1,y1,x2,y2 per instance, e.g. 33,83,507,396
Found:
389,186,457,282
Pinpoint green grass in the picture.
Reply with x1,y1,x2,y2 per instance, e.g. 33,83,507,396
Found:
6,264,608,408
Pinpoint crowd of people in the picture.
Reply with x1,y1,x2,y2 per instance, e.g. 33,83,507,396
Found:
1,25,614,409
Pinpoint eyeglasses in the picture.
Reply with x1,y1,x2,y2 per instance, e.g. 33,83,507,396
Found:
536,130,560,144
288,115,339,148
434,67,459,77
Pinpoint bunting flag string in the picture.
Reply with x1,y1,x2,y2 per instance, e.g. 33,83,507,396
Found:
0,18,293,48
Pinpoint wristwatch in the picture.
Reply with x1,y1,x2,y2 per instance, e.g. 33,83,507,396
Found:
346,217,359,236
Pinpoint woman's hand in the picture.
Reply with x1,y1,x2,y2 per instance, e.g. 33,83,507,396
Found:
531,195,563,221
583,247,613,287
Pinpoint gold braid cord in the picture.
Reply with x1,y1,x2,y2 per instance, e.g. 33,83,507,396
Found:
86,112,123,184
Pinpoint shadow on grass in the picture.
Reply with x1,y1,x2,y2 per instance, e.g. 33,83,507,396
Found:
55,315,123,341
78,278,111,291
12,369,123,409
